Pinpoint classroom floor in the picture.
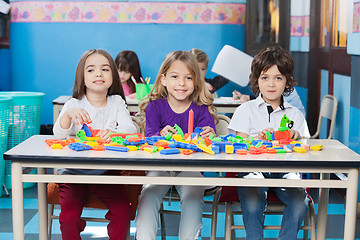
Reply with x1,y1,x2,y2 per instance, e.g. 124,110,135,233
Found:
1,186,360,239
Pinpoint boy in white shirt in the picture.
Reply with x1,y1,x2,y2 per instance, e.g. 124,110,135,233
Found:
228,45,310,240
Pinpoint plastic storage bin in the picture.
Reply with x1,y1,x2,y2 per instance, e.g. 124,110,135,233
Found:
0,91,45,189
0,96,11,196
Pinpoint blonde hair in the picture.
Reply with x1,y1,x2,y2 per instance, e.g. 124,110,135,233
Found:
139,51,217,123
190,48,209,68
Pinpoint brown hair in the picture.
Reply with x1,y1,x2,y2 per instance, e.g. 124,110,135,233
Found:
139,50,217,122
72,49,126,101
115,50,143,94
190,48,209,68
249,45,296,97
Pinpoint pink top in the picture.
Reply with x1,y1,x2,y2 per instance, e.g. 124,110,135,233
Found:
122,83,133,96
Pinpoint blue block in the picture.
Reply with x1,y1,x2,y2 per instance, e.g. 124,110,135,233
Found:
81,124,92,137
212,145,220,154
233,143,248,150
104,146,129,152
160,149,181,155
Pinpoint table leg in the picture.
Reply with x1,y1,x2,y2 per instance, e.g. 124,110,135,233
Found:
11,162,24,240
343,168,359,240
317,173,330,240
37,168,48,240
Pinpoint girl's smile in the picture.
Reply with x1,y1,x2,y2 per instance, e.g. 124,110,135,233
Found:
84,53,113,96
161,60,195,107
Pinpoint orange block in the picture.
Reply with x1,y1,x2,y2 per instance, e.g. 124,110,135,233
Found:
236,149,248,155
274,130,290,140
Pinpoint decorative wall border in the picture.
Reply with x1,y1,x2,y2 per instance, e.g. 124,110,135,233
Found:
354,2,360,33
290,15,309,37
10,1,245,24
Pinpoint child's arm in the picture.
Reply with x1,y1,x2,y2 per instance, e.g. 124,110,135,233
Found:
258,128,275,140
200,126,215,138
53,99,90,139
60,108,91,129
236,131,249,138
289,129,301,140
159,125,177,136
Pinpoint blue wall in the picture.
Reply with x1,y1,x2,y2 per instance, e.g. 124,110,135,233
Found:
0,49,10,91
10,22,245,124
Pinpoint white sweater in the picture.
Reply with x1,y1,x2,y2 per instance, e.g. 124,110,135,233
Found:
53,94,136,175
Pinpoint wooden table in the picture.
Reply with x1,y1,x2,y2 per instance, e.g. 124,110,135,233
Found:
5,136,360,239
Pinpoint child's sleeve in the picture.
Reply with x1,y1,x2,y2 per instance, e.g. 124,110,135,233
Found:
145,101,162,137
114,97,137,134
196,106,216,132
53,99,78,139
228,104,251,135
292,108,310,138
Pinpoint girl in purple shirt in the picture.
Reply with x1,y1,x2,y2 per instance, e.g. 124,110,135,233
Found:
136,51,217,240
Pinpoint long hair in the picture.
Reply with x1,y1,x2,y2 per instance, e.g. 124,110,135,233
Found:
72,49,126,101
115,50,143,94
249,45,296,97
139,50,217,123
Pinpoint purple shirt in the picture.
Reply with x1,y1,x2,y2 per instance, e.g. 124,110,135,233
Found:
146,98,216,137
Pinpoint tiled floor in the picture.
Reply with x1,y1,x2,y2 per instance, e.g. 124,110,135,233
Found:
1,186,360,239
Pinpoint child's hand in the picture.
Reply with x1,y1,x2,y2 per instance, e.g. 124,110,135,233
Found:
64,108,91,126
232,90,242,100
257,128,275,140
159,125,177,136
205,82,214,92
200,126,215,138
97,129,112,142
289,129,301,140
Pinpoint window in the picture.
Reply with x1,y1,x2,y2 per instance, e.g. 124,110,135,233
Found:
245,0,290,56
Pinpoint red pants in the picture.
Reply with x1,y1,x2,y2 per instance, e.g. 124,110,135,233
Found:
58,183,131,240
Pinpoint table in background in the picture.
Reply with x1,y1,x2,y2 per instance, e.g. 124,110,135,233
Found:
53,96,241,123
5,135,360,240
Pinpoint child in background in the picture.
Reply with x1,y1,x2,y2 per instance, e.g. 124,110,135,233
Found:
115,50,144,99
190,48,229,95
53,49,137,240
136,51,217,240
228,46,310,240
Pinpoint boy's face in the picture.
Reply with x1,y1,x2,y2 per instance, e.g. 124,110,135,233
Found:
258,64,287,108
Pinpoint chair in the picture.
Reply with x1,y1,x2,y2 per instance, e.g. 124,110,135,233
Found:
158,114,231,240
218,173,316,240
311,94,338,139
47,117,146,239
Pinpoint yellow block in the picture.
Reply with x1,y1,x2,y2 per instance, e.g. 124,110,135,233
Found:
197,143,215,155
310,144,323,151
127,146,138,151
225,145,234,154
51,144,62,149
86,137,100,141
172,134,183,141
293,147,307,153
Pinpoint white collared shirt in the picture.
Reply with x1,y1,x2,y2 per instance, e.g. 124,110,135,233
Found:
228,94,310,138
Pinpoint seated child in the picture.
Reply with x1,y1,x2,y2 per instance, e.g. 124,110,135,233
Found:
115,50,145,100
190,48,229,95
136,50,217,240
228,45,310,240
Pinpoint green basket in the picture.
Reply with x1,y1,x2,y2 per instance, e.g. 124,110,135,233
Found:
0,91,45,190
0,97,11,196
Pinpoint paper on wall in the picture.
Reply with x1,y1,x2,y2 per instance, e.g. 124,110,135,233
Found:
211,45,253,87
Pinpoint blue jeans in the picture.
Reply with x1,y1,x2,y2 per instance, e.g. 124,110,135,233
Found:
236,173,310,240
136,171,204,240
